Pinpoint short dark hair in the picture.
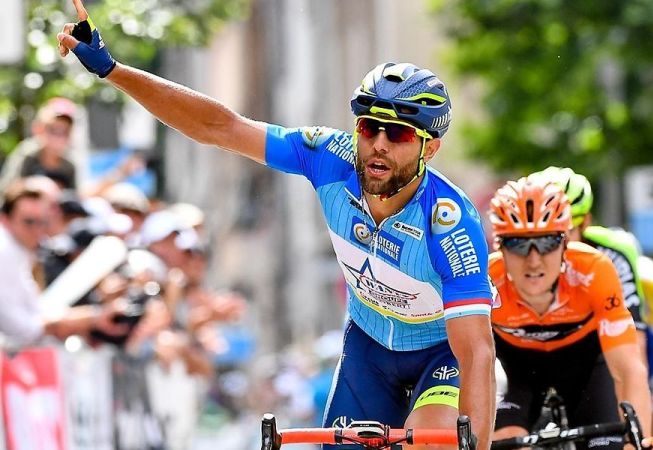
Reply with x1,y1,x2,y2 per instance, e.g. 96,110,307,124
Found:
1,180,44,215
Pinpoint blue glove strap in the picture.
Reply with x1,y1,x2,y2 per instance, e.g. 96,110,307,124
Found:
71,19,116,78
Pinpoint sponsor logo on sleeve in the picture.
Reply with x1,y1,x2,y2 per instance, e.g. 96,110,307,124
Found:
598,318,634,337
392,221,424,240
431,198,462,234
301,126,335,148
438,228,481,277
325,132,354,164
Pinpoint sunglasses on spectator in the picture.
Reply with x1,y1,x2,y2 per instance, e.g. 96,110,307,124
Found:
356,117,432,144
19,217,49,228
500,234,565,257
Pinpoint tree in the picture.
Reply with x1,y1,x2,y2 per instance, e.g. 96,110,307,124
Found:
430,0,653,179
0,0,248,155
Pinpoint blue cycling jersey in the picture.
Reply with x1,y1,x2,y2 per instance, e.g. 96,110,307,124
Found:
265,125,493,351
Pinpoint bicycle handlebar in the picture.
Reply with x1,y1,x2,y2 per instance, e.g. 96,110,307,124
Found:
261,413,474,450
491,402,644,450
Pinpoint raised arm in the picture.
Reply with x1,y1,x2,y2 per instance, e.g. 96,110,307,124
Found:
106,64,267,162
57,0,268,163
447,314,496,450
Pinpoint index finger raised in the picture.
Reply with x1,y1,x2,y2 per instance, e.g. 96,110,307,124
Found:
71,0,89,21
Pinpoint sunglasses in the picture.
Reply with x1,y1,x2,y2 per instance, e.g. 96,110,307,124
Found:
500,234,564,257
356,117,431,144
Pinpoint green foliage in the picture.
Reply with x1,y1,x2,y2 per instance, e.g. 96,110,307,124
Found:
0,0,248,155
431,0,653,178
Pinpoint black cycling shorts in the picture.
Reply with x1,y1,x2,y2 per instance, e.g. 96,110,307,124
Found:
495,333,622,449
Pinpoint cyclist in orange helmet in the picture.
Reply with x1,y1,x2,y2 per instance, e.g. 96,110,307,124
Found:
488,175,651,449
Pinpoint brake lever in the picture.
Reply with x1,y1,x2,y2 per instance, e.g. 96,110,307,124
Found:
458,416,477,450
620,402,643,450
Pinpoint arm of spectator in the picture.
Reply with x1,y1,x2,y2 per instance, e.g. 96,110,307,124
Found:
124,298,172,353
154,329,213,377
186,291,246,332
44,300,129,340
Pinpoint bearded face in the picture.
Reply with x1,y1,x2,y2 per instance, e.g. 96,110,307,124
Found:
355,150,421,196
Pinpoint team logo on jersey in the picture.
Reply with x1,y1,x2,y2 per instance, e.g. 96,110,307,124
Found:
343,259,417,310
353,222,373,245
431,198,462,234
564,262,594,287
301,126,335,148
392,221,424,240
432,366,459,380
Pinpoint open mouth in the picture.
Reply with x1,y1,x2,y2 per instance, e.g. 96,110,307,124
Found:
525,273,545,279
366,161,390,176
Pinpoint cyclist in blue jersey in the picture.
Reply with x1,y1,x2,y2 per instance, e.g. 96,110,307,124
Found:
58,1,496,448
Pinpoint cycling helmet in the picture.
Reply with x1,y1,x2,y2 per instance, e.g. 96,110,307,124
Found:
489,176,572,237
351,62,452,138
533,167,593,227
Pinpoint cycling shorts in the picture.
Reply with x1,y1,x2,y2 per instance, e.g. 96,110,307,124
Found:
495,333,621,450
322,320,460,449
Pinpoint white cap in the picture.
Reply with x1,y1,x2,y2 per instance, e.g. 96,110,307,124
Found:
168,202,205,229
103,183,149,214
140,210,198,249
82,197,133,235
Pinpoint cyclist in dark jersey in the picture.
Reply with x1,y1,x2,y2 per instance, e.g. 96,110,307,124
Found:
487,175,651,449
56,1,497,448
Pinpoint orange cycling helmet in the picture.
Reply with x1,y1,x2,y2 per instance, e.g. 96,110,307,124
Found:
489,175,572,237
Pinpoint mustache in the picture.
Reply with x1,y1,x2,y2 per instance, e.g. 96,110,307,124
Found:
361,153,393,166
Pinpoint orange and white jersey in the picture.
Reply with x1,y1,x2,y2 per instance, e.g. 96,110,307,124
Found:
489,241,637,352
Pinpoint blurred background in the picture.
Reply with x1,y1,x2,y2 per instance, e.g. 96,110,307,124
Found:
1,0,652,449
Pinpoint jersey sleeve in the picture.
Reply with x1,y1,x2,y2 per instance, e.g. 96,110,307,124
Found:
590,253,638,352
264,124,355,187
433,195,494,320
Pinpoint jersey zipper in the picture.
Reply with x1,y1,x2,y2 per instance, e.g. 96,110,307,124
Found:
368,211,403,350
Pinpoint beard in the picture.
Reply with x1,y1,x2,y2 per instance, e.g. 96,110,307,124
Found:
355,155,420,196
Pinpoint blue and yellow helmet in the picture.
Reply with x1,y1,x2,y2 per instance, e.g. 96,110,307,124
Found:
350,62,452,138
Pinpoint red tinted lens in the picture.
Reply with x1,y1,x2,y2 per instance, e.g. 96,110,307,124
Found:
384,123,416,143
357,118,382,139
356,118,416,143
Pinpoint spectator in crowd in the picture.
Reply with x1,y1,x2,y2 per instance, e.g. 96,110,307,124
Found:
0,179,127,349
0,97,78,191
102,182,150,245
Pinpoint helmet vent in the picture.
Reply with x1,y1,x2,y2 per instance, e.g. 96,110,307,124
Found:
398,105,419,115
572,190,585,205
356,96,374,107
384,74,404,83
526,200,534,222
416,97,444,106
